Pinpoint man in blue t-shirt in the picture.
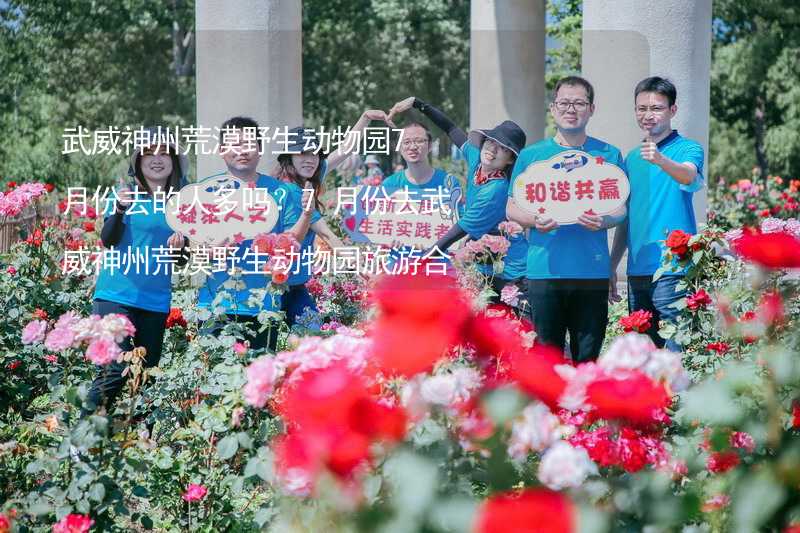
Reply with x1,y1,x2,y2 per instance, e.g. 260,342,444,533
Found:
197,116,313,351
506,76,627,362
610,77,705,352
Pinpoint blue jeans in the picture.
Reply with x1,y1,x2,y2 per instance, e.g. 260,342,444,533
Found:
627,275,686,352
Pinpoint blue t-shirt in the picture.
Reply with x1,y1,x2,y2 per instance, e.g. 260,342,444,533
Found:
94,196,175,313
382,168,456,197
460,142,527,281
509,137,625,280
197,173,300,316
283,181,322,285
625,130,704,276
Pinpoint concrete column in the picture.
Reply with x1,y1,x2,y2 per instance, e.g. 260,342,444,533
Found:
196,0,302,179
582,0,712,225
470,0,546,142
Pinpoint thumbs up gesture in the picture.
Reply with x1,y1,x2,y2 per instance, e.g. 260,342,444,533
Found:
641,136,664,166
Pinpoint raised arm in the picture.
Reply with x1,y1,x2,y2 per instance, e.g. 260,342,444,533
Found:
388,97,468,148
327,110,395,171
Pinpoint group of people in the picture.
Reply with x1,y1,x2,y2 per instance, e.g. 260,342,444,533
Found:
83,74,703,415
380,75,703,362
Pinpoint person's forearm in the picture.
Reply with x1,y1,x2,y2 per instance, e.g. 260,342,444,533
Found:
433,223,467,252
100,208,126,247
610,221,628,270
311,219,345,249
506,198,537,228
328,112,373,170
412,98,468,148
288,211,314,242
657,157,697,185
600,204,627,229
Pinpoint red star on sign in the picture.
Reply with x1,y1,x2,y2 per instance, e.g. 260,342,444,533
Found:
233,232,245,244
584,209,597,215
595,156,605,165
538,207,546,214
189,228,197,235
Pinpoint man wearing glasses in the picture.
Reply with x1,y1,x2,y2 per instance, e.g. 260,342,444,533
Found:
506,76,626,362
610,76,705,352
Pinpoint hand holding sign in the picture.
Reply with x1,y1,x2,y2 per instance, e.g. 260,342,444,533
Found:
511,150,629,225
116,176,133,208
640,136,664,165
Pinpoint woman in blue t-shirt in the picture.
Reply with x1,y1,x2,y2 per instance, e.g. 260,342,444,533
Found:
387,97,529,304
86,128,188,413
274,127,345,328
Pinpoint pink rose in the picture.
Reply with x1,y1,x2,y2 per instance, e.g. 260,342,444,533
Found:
500,284,521,307
243,356,279,408
44,327,76,352
22,320,48,344
85,336,121,365
182,483,208,502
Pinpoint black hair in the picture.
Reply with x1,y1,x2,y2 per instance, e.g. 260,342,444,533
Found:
220,116,264,150
553,76,595,105
634,76,677,107
402,122,433,143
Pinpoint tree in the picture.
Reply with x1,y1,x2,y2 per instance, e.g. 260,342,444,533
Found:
0,0,195,189
710,0,800,180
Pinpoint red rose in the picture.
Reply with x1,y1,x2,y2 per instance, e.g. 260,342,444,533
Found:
733,231,800,269
6,181,17,190
707,450,740,473
6,360,21,371
45,183,55,193
585,370,671,426
474,488,575,533
706,342,730,355
509,345,569,410
792,402,800,429
165,308,187,329
665,229,692,259
757,291,785,327
82,221,95,233
32,308,48,320
619,309,653,333
686,289,712,311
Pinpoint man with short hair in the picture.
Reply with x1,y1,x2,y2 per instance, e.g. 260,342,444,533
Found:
197,116,313,351
610,76,705,352
506,76,626,362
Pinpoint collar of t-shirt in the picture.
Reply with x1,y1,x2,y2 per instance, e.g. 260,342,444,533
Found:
650,129,679,149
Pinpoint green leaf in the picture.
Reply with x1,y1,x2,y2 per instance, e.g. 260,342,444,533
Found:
140,515,154,529
677,380,743,425
132,485,149,498
384,451,438,517
217,434,239,460
482,387,525,426
732,470,786,532
88,482,106,503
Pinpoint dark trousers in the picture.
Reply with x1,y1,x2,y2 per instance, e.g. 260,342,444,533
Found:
627,275,686,352
85,300,168,412
527,279,609,362
280,284,318,328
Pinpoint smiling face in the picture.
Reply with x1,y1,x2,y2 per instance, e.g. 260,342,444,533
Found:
291,152,320,179
635,91,677,138
221,129,261,174
139,145,174,185
399,124,431,164
480,138,514,172
550,84,595,135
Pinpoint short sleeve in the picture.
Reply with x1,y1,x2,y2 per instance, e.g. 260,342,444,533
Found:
677,142,705,193
462,143,482,173
279,184,302,233
458,179,507,238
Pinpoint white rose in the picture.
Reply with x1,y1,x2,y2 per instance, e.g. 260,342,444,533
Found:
537,441,597,490
420,375,458,406
508,403,564,459
598,333,656,372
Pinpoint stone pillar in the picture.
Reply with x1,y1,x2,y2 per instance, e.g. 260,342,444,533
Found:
195,0,302,179
582,0,712,225
470,0,546,142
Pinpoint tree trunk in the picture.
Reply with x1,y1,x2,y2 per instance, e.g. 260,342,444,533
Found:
754,93,769,177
